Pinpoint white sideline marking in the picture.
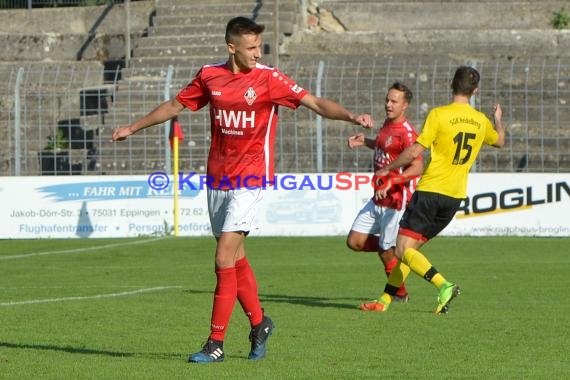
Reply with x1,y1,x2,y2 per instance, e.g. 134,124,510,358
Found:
0,237,166,261
0,285,152,290
0,286,182,307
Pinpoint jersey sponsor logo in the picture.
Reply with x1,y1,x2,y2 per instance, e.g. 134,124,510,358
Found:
244,87,257,105
212,90,222,96
450,117,481,129
374,150,391,167
457,181,570,217
290,84,303,94
221,129,244,136
214,108,256,129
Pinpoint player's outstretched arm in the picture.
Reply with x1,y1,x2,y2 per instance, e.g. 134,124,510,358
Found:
300,93,374,128
492,103,505,148
112,98,185,142
347,133,376,150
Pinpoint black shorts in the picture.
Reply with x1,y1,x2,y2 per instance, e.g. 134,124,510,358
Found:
399,190,463,241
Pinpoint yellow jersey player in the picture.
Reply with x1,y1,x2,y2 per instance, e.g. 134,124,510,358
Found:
367,66,505,314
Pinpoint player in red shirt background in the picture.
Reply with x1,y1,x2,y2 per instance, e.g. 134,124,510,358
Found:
346,82,423,311
112,16,374,363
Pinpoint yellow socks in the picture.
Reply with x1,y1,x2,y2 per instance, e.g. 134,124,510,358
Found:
379,248,448,303
379,260,411,304
402,248,447,289
379,292,393,305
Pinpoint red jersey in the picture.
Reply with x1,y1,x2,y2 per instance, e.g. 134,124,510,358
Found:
373,118,420,210
176,62,308,189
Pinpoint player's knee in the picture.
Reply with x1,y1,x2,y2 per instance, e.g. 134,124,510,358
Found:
393,246,405,259
346,235,362,251
215,250,237,268
379,247,396,263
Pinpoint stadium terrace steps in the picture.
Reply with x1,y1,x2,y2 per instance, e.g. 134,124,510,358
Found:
148,24,227,36
106,0,296,175
134,32,279,49
153,2,297,15
133,40,277,58
0,33,140,62
145,23,289,37
112,0,293,98
135,35,226,48
0,1,154,62
129,52,280,67
151,13,296,34
151,5,297,20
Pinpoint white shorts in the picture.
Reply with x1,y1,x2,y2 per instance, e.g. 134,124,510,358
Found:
207,188,264,237
350,198,404,250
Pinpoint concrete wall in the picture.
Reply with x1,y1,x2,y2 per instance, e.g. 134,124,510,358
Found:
0,1,154,35
313,1,567,31
285,1,570,59
0,1,155,61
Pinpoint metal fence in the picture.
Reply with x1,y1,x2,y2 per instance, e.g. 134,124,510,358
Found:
2,56,569,177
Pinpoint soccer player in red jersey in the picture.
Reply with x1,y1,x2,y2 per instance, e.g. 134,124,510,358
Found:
346,82,423,310
112,16,374,363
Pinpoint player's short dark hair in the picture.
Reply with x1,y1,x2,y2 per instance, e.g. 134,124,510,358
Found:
452,66,480,96
225,17,265,44
390,82,413,103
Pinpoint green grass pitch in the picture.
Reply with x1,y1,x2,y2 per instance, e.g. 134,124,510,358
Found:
0,236,568,379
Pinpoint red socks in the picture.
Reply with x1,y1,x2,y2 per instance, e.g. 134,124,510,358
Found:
209,258,263,341
235,257,263,327
209,267,237,341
